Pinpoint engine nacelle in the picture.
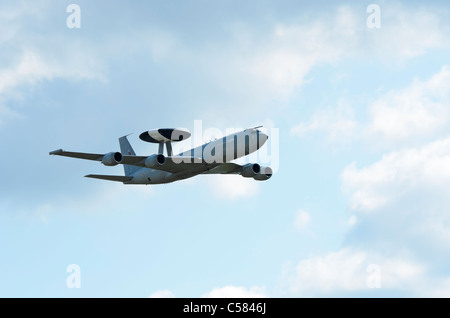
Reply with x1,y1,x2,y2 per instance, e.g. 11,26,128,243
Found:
253,166,273,181
145,154,166,168
241,163,261,178
101,152,123,166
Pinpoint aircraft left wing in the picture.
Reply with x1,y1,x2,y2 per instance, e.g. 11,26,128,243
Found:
49,149,148,166
49,149,104,161
49,149,204,170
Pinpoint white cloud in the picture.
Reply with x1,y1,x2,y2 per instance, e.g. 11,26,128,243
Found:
247,6,359,98
368,65,450,143
293,65,450,147
289,66,450,296
291,99,358,144
0,102,20,126
26,182,155,223
202,285,267,298
0,2,108,97
367,5,450,59
244,4,450,100
341,137,450,211
347,215,357,227
0,50,104,96
287,248,367,294
148,285,268,298
148,289,176,298
0,47,106,126
426,279,450,297
0,3,179,127
208,175,259,200
285,248,424,296
332,136,450,296
294,210,311,232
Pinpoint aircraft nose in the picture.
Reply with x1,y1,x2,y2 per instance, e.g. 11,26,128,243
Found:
261,132,268,141
257,129,269,143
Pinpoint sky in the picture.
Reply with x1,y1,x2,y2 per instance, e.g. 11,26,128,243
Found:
1,0,450,297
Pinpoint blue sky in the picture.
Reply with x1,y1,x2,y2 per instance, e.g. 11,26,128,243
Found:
1,0,450,297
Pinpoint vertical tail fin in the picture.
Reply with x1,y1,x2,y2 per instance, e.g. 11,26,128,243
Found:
119,135,140,176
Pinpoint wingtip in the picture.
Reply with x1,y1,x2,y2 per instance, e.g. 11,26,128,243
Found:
49,149,63,155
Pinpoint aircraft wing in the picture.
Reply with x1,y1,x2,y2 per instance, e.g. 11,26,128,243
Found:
49,149,206,172
147,158,242,174
201,163,242,174
121,156,147,166
148,156,206,173
85,174,133,182
49,149,104,161
49,149,148,166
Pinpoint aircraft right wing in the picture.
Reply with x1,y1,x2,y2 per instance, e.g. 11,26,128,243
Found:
201,163,242,174
146,156,206,173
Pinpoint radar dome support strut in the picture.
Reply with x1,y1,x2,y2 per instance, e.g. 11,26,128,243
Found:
165,141,173,156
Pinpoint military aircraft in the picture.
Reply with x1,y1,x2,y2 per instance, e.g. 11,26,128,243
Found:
49,126,272,184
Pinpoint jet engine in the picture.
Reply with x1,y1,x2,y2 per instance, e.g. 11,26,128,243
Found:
253,166,272,181
241,163,261,178
145,153,166,168
101,152,123,166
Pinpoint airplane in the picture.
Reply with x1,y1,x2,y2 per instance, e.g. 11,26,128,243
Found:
49,126,273,185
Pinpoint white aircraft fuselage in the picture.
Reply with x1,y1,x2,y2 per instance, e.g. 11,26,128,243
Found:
130,128,268,184
50,127,272,185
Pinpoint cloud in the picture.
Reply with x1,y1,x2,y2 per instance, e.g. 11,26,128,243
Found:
341,137,450,212
0,50,104,94
202,285,267,298
340,136,450,267
0,102,20,126
327,135,450,296
244,4,450,101
288,4,450,147
285,248,424,296
286,248,367,294
293,65,450,148
291,99,358,144
207,175,259,200
0,2,179,127
294,210,311,232
20,182,155,224
288,65,450,296
0,43,106,127
366,4,450,59
148,289,176,298
246,6,359,98
148,286,267,298
347,215,357,228
368,65,450,143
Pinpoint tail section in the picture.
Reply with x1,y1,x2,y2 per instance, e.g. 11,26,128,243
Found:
119,135,140,176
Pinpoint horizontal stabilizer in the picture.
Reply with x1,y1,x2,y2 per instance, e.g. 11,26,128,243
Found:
85,174,133,182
